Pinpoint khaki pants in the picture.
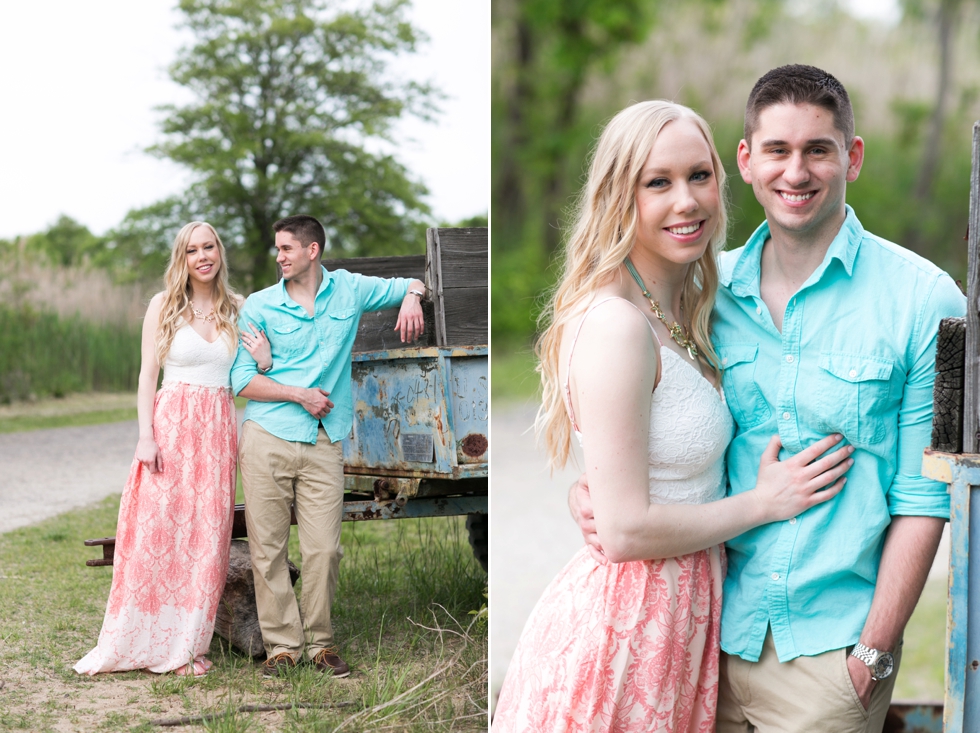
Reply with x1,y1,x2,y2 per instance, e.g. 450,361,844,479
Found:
717,630,902,733
239,421,345,661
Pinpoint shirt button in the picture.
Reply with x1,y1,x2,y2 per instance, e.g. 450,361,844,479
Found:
789,518,797,524
771,572,780,580
782,412,791,420
786,355,794,364
722,357,728,365
756,306,762,315
849,369,857,378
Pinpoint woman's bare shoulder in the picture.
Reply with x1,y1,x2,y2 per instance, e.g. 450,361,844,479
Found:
573,296,652,344
145,291,167,314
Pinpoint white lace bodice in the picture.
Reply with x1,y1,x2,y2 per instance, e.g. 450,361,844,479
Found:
565,298,733,506
646,347,733,504
161,323,235,388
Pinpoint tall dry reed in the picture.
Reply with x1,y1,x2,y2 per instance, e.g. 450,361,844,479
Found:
0,240,149,402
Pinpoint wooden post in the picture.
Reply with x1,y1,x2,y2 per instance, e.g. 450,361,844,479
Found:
964,122,980,452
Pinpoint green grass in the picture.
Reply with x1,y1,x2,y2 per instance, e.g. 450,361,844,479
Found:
0,394,246,435
894,576,947,701
0,499,487,731
0,408,138,434
0,303,141,403
491,341,539,403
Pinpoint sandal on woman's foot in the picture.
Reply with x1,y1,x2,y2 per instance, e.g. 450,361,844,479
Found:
174,660,209,677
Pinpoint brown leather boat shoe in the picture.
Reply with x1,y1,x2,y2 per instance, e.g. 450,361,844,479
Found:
261,652,297,678
311,648,350,678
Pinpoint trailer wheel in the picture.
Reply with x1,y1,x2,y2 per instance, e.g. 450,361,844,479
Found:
466,514,488,572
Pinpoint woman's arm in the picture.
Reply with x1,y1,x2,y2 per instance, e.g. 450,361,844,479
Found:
570,303,850,563
134,294,165,474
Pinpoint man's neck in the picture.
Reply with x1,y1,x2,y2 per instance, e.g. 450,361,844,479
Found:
285,264,324,315
758,222,841,333
761,234,832,293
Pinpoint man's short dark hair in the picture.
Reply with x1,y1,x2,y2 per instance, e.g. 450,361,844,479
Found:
744,64,854,148
274,215,326,257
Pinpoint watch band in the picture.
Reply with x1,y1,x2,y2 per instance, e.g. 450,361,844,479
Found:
410,288,425,299
850,642,894,681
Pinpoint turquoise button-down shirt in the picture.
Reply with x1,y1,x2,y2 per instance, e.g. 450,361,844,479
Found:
230,266,410,444
712,207,964,662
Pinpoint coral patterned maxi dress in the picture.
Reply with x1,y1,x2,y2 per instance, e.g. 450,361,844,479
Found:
493,298,734,732
75,324,237,674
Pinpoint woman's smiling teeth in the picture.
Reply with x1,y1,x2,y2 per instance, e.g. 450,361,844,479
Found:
780,192,814,202
666,222,702,235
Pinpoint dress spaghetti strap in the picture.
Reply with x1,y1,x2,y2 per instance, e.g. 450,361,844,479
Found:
563,297,661,432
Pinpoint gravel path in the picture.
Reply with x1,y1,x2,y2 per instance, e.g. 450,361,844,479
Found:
490,401,585,707
0,409,246,535
0,420,139,535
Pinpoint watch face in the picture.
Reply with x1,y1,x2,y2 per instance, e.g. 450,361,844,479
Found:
872,652,895,679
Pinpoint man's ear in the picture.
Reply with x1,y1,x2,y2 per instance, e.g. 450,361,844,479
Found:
736,139,752,184
846,136,865,183
309,241,321,260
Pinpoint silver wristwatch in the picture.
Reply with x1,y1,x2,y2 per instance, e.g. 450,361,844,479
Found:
850,642,895,681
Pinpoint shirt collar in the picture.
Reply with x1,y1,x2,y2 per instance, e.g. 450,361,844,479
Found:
277,265,333,307
724,205,863,298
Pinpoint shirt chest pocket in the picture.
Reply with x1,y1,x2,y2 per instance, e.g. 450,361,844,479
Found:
270,322,307,357
718,344,771,429
326,307,358,346
816,352,894,445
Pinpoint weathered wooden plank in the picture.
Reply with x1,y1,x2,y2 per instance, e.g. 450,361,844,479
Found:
965,122,980,453
426,229,447,344
933,317,965,452
322,254,425,281
443,287,488,346
351,302,436,353
426,228,488,346
431,228,488,289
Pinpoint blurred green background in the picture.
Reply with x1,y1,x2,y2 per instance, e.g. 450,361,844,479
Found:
492,0,980,400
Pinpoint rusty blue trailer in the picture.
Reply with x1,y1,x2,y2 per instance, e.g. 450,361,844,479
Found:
336,345,488,540
345,345,488,481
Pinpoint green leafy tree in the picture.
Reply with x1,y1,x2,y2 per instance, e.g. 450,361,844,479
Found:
112,0,437,289
491,0,663,343
27,216,104,268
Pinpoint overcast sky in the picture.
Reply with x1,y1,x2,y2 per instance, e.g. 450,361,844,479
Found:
0,0,489,240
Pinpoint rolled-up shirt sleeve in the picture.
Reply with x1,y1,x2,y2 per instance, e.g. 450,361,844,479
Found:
356,274,411,313
888,273,966,517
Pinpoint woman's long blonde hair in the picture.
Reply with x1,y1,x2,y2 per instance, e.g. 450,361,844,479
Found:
535,101,729,470
155,222,240,365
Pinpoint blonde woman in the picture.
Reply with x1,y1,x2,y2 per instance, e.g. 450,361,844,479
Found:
76,222,269,677
492,102,854,731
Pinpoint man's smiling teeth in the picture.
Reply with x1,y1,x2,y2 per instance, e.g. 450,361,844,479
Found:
781,192,814,202
667,223,700,235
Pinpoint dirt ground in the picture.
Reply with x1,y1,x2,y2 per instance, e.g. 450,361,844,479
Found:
2,656,360,731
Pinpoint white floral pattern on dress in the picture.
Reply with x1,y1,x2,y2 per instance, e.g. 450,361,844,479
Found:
75,325,237,675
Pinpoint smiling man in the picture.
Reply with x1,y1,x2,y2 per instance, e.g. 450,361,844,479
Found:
710,65,965,732
230,214,425,678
